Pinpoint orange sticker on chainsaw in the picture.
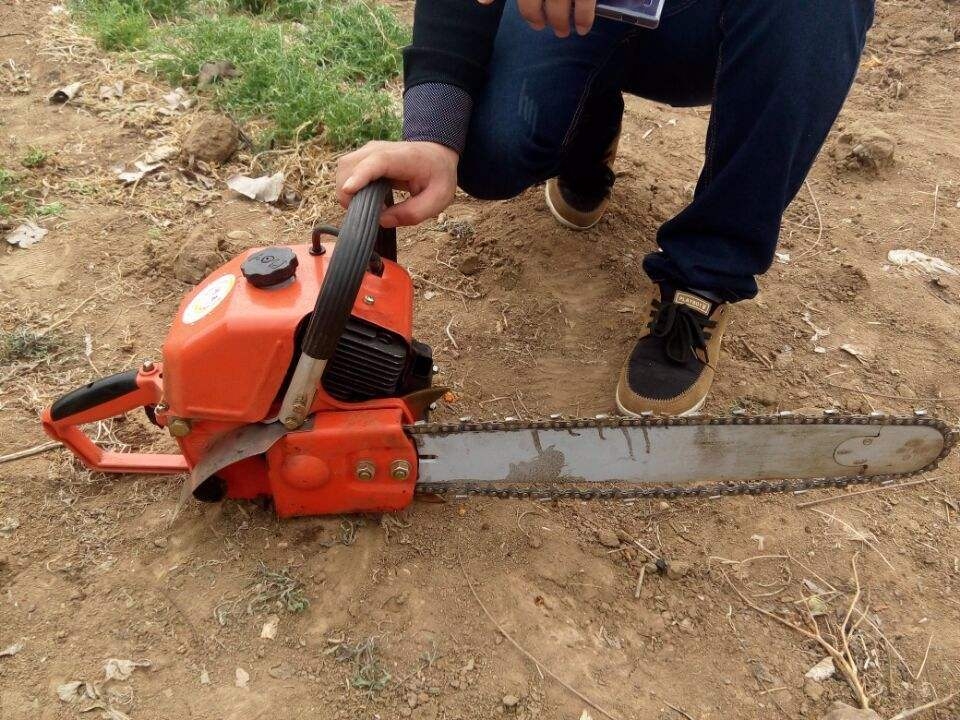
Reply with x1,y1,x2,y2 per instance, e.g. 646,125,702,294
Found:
182,274,236,325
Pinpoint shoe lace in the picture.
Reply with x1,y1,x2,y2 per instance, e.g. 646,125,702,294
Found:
647,299,718,364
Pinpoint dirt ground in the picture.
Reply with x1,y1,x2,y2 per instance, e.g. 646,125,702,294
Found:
2,0,960,718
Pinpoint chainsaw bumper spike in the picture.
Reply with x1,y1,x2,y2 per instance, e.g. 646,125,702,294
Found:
40,181,957,518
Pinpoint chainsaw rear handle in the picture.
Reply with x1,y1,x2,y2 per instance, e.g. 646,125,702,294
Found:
301,179,392,360
41,366,188,474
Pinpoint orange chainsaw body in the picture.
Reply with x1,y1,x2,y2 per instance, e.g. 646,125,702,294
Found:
41,239,431,517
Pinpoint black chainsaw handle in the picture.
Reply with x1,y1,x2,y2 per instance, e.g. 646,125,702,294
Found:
301,179,391,360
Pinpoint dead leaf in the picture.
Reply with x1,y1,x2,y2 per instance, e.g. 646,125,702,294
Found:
56,681,85,703
98,81,124,100
114,161,162,185
226,173,284,203
103,658,151,682
143,143,178,164
887,249,958,276
198,60,239,87
162,87,193,112
839,343,872,364
5,221,47,248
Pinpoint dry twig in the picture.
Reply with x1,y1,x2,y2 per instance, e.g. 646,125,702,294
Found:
795,477,941,509
724,554,870,709
457,549,623,720
0,441,60,465
887,690,959,720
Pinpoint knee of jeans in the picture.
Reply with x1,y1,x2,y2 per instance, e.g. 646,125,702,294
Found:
458,128,555,201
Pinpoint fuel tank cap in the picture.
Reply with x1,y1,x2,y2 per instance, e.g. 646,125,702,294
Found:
241,247,298,288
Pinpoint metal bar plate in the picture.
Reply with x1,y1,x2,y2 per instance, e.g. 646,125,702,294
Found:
413,423,945,486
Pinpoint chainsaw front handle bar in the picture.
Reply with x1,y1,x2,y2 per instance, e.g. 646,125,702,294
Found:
41,365,189,474
301,179,392,360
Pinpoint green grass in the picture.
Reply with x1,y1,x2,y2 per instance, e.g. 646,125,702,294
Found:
71,0,407,148
0,329,61,363
1,168,67,219
21,147,50,169
0,168,15,217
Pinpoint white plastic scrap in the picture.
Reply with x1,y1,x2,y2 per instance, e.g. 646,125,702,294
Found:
103,658,151,682
0,516,19,536
114,161,162,185
49,81,82,103
887,249,958,276
804,656,836,681
260,614,279,640
227,173,284,203
5,221,47,248
0,641,24,657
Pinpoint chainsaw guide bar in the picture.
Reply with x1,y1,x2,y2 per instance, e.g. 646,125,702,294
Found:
406,413,956,502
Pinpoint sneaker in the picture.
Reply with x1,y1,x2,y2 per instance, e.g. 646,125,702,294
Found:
544,132,619,230
615,285,730,416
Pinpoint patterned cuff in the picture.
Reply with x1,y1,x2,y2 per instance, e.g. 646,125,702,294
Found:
403,83,473,156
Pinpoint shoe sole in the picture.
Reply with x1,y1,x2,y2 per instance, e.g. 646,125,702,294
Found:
615,393,707,418
544,183,601,231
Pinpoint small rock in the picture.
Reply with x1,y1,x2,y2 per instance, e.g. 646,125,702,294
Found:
199,669,211,685
805,656,836,681
152,537,167,548
820,701,881,720
527,535,542,549
596,528,621,548
833,124,895,173
173,227,223,284
665,560,692,580
181,113,239,164
896,383,917,399
438,204,478,239
773,346,794,369
804,678,825,702
400,709,412,718
458,253,483,276
226,229,252,241
407,692,419,708
502,694,520,709
235,667,249,688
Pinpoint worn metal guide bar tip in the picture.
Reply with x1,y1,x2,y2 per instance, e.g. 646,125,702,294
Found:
404,414,957,502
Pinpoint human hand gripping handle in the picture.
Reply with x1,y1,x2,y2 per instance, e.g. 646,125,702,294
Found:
336,140,459,229
476,0,597,37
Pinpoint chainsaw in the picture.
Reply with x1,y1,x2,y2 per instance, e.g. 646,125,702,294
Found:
40,181,957,517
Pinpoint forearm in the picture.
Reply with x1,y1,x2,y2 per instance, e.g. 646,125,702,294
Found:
402,0,504,154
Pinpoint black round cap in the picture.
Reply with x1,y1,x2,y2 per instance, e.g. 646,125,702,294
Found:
241,247,298,288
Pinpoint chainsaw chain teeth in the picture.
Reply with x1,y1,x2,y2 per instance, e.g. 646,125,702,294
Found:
406,414,957,503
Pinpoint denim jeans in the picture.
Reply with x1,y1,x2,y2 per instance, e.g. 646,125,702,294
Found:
457,0,875,300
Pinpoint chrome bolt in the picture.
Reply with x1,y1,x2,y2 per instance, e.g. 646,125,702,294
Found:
168,417,192,437
390,460,411,480
355,461,376,481
363,295,375,305
141,359,155,372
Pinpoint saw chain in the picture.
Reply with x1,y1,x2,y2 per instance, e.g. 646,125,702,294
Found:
406,412,957,502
